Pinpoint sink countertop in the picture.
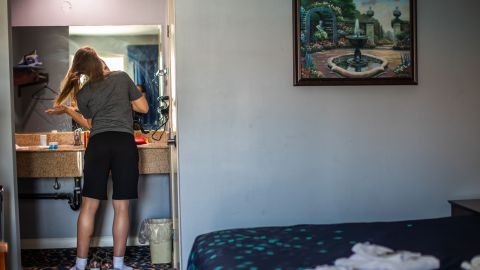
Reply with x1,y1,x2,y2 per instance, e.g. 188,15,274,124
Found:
16,144,169,176
136,143,169,149
16,143,167,152
16,130,169,147
16,145,85,152
15,132,170,176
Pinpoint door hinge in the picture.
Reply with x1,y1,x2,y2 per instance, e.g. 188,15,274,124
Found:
167,25,171,38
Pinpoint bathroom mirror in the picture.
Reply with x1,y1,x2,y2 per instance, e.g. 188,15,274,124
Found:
12,25,164,133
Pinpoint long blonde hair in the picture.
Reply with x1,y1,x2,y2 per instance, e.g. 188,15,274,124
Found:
56,46,105,105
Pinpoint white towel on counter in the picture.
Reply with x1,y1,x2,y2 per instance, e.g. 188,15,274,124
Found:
310,242,440,270
334,243,440,270
461,255,480,270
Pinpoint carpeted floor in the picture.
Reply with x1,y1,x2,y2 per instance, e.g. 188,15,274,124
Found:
22,246,172,270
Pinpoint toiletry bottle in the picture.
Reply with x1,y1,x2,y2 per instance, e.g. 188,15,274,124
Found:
83,131,90,147
39,134,47,146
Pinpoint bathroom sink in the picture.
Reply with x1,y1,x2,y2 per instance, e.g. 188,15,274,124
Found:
16,145,84,178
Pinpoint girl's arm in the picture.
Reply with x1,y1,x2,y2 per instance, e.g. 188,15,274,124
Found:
46,105,92,130
131,95,149,114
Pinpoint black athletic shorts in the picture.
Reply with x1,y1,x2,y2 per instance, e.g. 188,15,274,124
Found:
82,131,139,200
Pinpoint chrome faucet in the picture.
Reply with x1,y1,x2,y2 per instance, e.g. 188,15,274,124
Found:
73,128,82,146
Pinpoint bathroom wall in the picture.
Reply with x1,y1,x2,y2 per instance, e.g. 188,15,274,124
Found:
175,0,480,267
18,175,171,240
12,26,71,132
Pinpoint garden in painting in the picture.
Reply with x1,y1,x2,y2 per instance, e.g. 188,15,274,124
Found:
299,0,413,80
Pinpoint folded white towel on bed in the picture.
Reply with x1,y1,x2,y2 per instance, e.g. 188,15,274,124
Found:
310,243,440,270
312,265,350,270
461,255,480,270
335,253,439,270
334,243,440,270
352,242,394,257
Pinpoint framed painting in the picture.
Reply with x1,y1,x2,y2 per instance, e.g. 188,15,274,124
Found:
293,0,417,86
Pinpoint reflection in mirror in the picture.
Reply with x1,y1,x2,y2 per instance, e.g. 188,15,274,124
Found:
12,25,164,134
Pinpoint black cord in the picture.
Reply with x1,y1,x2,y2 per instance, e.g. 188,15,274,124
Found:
151,114,169,141
150,97,170,141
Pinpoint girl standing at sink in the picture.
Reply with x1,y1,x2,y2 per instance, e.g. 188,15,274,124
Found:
46,46,148,270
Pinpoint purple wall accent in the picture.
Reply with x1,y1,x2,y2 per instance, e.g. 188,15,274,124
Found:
11,0,166,26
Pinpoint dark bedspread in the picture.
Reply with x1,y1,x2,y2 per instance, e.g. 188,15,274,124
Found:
187,216,480,270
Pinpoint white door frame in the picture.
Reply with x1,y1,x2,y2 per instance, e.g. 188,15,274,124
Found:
0,0,22,268
166,0,183,268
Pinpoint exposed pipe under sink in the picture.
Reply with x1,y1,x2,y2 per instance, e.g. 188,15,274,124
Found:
18,177,82,211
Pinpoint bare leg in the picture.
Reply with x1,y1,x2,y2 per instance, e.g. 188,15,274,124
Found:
77,197,100,258
112,199,130,257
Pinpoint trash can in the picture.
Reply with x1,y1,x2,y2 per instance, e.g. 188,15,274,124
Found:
139,218,173,264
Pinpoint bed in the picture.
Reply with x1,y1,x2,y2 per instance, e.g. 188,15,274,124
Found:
187,216,480,270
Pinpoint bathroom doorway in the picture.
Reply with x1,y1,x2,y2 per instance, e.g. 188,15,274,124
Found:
3,0,180,269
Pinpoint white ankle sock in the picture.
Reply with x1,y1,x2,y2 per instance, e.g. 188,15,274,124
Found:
113,256,132,270
113,256,124,269
75,257,88,270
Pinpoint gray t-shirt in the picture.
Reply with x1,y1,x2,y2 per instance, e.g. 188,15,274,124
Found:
76,71,142,137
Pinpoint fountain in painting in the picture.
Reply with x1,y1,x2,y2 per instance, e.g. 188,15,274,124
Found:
328,19,388,78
